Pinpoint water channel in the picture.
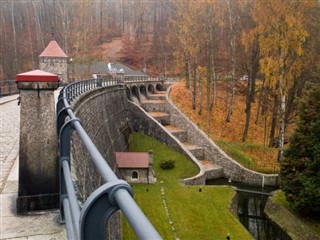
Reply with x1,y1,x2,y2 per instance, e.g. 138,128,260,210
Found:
206,178,291,240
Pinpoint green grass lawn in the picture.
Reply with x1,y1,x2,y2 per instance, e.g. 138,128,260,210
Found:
122,133,253,240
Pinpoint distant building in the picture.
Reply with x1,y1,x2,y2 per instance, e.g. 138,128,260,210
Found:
115,151,156,184
108,62,148,77
39,40,68,84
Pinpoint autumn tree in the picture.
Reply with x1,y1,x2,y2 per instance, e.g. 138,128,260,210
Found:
203,0,219,124
224,0,241,123
170,1,207,110
251,0,311,161
238,0,260,142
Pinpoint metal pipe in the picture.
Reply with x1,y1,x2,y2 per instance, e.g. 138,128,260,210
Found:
63,197,76,240
62,160,81,237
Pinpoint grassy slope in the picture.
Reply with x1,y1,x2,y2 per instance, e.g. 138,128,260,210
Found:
122,133,253,240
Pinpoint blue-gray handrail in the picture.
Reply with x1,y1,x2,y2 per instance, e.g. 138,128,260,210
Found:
57,76,162,240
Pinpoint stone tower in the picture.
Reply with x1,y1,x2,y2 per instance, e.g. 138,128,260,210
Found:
39,40,68,84
16,69,60,212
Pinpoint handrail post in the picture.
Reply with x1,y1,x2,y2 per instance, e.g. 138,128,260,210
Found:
80,180,132,239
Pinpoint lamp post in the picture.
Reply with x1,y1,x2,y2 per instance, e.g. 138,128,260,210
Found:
70,58,75,82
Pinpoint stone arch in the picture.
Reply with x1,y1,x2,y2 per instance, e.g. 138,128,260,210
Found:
148,84,155,94
139,85,147,101
126,87,131,100
156,83,163,91
131,85,140,104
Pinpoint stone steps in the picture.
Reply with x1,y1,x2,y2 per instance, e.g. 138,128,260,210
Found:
141,99,166,112
143,93,224,178
199,160,222,171
148,112,170,125
182,142,204,160
164,125,188,142
148,92,166,100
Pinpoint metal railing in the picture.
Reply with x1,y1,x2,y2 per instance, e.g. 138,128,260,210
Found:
57,77,162,240
0,80,19,97
120,75,163,83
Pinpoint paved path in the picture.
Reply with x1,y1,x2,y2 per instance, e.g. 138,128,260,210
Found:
0,93,66,240
0,95,20,192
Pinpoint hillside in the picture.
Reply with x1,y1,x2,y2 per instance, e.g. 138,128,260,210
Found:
93,38,287,173
169,80,290,173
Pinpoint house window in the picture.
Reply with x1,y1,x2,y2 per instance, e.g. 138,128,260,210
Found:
132,171,138,180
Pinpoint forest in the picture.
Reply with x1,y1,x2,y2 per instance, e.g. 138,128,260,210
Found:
1,0,320,163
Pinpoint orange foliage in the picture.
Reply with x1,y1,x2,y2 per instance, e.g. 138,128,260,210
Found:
170,81,287,171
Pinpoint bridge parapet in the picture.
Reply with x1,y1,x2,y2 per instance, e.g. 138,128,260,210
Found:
57,77,162,240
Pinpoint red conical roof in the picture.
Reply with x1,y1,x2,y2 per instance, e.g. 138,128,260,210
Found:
39,40,67,58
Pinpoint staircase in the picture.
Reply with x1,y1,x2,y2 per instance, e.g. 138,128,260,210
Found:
140,90,223,181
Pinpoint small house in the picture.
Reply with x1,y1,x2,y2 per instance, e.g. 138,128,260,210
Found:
115,151,156,184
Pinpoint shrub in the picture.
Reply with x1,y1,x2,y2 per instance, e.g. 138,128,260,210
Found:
159,159,175,170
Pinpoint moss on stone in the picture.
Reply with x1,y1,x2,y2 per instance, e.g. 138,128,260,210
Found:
265,190,320,240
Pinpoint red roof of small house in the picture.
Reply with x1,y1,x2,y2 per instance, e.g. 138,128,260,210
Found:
39,40,68,58
16,69,59,82
116,152,149,169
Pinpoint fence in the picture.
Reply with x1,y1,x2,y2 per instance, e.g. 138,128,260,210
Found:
0,80,19,97
57,77,162,240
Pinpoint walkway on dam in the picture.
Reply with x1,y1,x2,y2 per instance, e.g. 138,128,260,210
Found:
0,93,66,239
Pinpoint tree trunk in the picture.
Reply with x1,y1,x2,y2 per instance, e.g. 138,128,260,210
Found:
191,57,198,110
27,5,35,69
226,31,236,122
100,0,103,43
226,61,235,122
242,75,252,142
226,0,236,123
198,69,203,115
11,1,18,74
255,77,266,124
278,49,286,162
185,51,191,89
206,43,212,113
242,38,259,141
269,91,279,147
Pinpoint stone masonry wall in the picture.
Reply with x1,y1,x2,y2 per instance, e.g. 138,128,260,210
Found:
70,85,131,240
128,101,203,174
39,57,68,84
165,87,279,187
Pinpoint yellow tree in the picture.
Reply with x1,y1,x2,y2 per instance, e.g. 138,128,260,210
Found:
170,1,207,110
252,0,312,161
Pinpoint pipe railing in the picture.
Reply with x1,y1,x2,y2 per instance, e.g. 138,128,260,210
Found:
0,80,19,97
57,76,162,240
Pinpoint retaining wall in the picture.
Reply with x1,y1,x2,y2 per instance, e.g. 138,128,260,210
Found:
165,87,279,187
128,101,202,173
